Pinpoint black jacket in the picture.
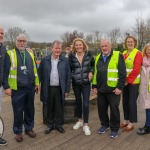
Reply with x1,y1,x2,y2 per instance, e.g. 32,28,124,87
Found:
0,44,6,86
38,54,71,104
93,50,126,93
69,51,94,85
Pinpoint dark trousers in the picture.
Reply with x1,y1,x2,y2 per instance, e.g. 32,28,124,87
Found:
46,86,63,128
72,84,91,123
97,92,120,132
145,109,150,127
122,84,139,123
11,85,35,134
43,103,48,124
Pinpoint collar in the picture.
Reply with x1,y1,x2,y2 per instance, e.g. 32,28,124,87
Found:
51,54,59,60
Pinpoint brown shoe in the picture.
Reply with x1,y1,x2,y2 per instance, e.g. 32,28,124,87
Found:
123,125,134,132
15,134,23,142
120,123,128,128
25,130,36,138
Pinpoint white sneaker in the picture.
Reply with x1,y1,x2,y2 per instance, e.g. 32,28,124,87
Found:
83,125,91,135
73,121,83,130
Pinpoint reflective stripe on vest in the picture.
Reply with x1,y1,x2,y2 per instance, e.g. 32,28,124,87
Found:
92,51,119,87
123,48,140,84
7,49,39,90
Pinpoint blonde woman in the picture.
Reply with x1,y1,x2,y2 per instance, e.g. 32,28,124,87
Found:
68,38,94,135
137,43,150,135
121,35,143,131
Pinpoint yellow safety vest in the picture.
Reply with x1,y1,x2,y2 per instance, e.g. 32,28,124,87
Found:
7,49,39,90
123,48,140,84
92,51,119,87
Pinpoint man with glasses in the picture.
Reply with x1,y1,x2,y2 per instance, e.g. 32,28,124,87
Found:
0,26,7,146
3,34,39,142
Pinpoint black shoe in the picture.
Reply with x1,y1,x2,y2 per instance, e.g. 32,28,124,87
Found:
139,126,145,130
55,126,65,133
137,127,150,135
44,126,54,134
0,138,7,146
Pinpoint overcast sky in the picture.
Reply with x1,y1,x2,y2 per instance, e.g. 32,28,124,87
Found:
0,0,150,42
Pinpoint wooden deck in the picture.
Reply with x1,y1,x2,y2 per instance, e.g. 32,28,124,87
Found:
0,93,149,150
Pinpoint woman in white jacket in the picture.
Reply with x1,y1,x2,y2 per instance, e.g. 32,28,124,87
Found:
137,43,150,135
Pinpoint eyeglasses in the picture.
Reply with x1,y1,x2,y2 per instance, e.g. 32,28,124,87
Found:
17,40,27,43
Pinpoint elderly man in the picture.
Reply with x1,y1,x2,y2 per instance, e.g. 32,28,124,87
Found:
92,39,126,138
0,26,7,146
3,34,39,142
38,40,70,134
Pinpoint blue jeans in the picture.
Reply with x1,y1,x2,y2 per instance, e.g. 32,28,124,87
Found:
72,84,91,123
145,109,150,127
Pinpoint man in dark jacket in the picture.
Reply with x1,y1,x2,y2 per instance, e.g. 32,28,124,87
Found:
38,40,70,134
0,26,7,146
3,34,39,142
92,39,126,139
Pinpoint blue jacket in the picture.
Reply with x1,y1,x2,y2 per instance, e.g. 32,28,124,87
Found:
38,54,71,104
0,44,6,86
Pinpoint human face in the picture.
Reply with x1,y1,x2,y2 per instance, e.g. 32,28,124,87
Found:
100,40,112,56
51,43,62,58
0,27,4,44
145,46,150,58
126,38,135,50
75,41,84,53
16,37,27,51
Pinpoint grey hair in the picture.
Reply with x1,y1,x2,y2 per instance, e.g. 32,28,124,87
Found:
51,40,62,48
100,39,112,45
16,34,27,41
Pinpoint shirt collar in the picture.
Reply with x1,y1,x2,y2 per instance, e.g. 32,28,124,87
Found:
51,54,59,60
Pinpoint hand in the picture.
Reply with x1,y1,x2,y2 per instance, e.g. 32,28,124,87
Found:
26,48,33,53
113,88,122,95
92,88,97,94
65,93,69,97
5,88,12,96
88,72,93,81
35,85,40,94
125,81,128,86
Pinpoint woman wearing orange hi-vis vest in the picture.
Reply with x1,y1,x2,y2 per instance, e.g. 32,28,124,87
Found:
121,35,143,131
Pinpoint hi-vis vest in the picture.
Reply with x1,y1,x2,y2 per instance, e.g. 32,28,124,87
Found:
123,48,140,84
7,49,39,90
92,51,119,87
149,77,150,92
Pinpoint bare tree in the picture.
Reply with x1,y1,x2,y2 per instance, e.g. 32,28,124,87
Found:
109,27,121,49
61,30,84,49
144,18,150,44
4,27,29,49
132,16,146,50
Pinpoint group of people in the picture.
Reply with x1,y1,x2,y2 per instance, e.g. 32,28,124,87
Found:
0,24,150,146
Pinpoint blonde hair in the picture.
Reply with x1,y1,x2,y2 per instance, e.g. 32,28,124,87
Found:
72,38,88,52
124,35,138,49
142,43,150,57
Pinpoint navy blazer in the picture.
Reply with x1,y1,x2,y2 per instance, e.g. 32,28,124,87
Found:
38,54,71,104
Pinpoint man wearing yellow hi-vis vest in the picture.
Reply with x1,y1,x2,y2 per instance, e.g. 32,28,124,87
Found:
92,39,126,139
3,34,39,142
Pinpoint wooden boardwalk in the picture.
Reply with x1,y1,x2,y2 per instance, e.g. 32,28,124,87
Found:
0,93,149,150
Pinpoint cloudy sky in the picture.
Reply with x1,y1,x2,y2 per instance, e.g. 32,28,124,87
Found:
0,0,150,42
